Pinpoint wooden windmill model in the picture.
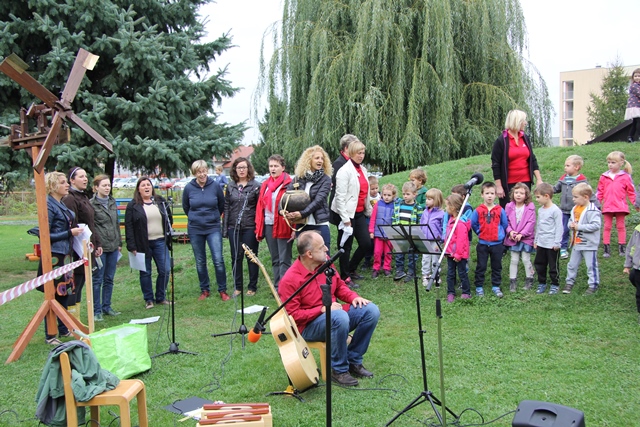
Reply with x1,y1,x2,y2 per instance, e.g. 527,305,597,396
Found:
0,48,113,363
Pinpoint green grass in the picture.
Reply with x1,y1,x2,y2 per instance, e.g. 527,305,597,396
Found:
1,142,640,426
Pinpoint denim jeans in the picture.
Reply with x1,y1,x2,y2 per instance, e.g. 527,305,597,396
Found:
92,250,119,314
228,227,260,292
561,213,570,250
301,303,380,373
140,238,170,302
190,230,227,293
395,253,417,277
447,257,470,295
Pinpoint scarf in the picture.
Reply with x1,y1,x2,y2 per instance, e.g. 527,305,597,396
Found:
262,172,287,212
304,169,325,184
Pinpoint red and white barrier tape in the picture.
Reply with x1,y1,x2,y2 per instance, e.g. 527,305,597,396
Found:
0,258,87,306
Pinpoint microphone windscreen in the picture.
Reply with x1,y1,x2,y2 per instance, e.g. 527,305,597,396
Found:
247,329,262,343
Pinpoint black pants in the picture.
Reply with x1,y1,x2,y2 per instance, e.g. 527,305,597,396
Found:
474,243,504,289
534,246,560,286
629,117,640,141
629,269,640,313
337,212,372,280
228,227,260,293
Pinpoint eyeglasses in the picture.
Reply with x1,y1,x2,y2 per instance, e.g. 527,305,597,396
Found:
236,166,248,170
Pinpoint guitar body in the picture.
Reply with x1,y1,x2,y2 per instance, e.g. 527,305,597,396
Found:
269,311,319,391
242,244,319,391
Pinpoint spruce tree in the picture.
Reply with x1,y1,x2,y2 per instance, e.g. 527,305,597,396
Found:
586,60,629,138
0,0,245,179
259,0,552,173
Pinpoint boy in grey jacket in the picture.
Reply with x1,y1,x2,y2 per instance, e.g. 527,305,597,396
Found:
623,223,640,323
564,183,601,294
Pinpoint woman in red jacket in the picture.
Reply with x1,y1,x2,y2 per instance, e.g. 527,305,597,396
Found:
255,154,293,290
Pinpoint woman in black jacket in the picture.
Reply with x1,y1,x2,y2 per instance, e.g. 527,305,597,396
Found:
223,157,261,296
124,177,173,309
284,145,332,250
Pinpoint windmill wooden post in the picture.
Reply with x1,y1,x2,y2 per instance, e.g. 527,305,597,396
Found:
1,49,113,363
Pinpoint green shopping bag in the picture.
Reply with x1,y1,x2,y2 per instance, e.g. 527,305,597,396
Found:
89,324,151,379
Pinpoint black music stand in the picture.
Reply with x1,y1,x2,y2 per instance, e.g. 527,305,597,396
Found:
379,224,458,426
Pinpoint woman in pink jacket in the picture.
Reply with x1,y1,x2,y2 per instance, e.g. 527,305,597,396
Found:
596,151,639,257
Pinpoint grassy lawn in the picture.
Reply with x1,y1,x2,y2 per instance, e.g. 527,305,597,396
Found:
1,142,639,426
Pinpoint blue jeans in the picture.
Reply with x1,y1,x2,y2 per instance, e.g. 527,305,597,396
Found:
447,257,470,295
228,228,259,292
140,238,170,303
301,303,380,373
92,250,119,314
561,213,570,250
190,230,227,293
395,253,417,277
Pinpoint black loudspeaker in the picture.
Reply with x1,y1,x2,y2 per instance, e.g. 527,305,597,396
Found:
512,400,585,427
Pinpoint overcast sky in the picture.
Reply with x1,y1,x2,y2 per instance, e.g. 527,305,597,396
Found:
201,0,639,143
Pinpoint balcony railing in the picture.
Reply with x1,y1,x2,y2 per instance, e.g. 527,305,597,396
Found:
563,130,573,138
563,91,574,100
563,111,574,119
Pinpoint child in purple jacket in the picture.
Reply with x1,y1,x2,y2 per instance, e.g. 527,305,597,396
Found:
504,183,536,291
420,188,444,287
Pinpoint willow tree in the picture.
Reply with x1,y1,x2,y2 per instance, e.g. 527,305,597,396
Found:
259,0,552,172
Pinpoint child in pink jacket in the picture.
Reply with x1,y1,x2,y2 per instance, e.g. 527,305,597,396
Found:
596,151,639,257
504,183,536,291
443,194,471,302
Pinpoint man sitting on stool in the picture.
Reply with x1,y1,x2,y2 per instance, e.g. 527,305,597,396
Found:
278,230,380,386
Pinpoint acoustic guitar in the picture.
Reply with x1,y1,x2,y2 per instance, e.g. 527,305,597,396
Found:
242,244,319,391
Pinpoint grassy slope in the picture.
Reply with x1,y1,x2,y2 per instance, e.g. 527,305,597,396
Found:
1,142,639,426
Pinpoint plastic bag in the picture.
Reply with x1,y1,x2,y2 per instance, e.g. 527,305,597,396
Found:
89,324,151,379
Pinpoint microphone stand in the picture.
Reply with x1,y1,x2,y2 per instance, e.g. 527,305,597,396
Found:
213,186,251,347
153,197,197,358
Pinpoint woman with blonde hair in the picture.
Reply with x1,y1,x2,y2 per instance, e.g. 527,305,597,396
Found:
284,145,333,249
491,109,543,207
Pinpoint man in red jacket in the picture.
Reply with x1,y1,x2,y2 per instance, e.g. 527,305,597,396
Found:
278,231,380,386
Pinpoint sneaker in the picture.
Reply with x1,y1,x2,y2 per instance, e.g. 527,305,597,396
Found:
447,294,455,303
45,337,62,345
157,300,174,305
383,270,392,277
94,313,104,322
219,291,230,301
461,293,472,299
476,287,484,297
350,271,364,280
585,285,598,295
372,270,379,279
145,300,154,309
560,249,568,259
394,272,407,281
549,285,559,295
537,284,547,294
404,275,414,283
331,369,358,386
524,277,534,290
233,289,242,297
345,278,360,290
246,290,256,296
509,279,517,292
349,364,373,378
198,290,210,301
562,283,573,294
492,287,503,298
103,308,121,316
422,276,431,287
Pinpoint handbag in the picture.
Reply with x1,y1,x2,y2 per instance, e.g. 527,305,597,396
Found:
279,180,311,230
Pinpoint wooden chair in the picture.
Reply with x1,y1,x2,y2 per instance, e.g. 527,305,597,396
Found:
59,351,148,427
308,335,352,381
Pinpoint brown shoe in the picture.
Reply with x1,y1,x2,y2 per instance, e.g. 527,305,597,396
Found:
220,291,230,301
246,290,256,296
157,300,173,305
349,364,373,378
331,369,358,386
198,290,210,301
233,289,242,297
145,300,154,309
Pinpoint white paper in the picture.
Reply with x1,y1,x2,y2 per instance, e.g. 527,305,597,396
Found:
238,304,268,314
73,224,92,258
129,316,160,324
339,224,353,248
128,251,146,271
117,251,123,262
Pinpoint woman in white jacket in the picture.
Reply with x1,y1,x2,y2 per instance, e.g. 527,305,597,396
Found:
331,139,372,288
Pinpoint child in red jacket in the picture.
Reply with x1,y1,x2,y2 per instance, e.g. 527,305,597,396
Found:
596,151,639,257
443,193,471,302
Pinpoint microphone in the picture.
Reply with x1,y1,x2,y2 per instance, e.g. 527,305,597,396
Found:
320,248,344,272
248,306,268,343
463,172,484,190
150,196,156,205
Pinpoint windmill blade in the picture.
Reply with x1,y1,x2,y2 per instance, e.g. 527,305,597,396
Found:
60,48,99,108
33,112,64,173
0,54,58,108
67,111,113,153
